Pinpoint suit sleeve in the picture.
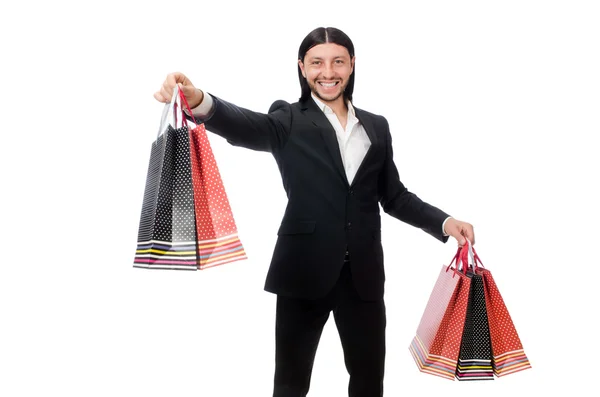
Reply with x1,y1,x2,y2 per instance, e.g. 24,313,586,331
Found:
189,94,292,153
377,116,450,242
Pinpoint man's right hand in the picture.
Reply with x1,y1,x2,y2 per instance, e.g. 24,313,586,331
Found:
153,72,204,109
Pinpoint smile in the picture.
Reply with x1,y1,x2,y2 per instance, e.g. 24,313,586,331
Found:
318,82,339,87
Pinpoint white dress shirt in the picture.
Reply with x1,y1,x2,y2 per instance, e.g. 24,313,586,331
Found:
310,94,371,185
190,93,451,235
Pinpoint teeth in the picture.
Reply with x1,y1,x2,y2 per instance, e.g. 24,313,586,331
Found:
320,82,336,87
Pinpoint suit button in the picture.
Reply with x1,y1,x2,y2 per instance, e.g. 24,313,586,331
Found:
346,222,352,230
349,189,354,195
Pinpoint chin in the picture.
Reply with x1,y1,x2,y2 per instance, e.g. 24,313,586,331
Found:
316,90,343,102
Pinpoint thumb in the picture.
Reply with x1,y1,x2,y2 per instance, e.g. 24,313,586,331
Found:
178,84,203,109
177,82,192,96
453,228,466,246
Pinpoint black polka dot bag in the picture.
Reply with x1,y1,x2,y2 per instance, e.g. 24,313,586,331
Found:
134,86,247,270
455,242,494,381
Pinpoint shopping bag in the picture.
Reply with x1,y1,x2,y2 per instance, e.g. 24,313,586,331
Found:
134,86,247,270
473,250,532,377
409,247,472,380
455,242,494,381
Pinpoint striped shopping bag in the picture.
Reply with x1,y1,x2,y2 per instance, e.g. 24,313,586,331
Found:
134,86,247,270
409,247,472,380
476,262,532,376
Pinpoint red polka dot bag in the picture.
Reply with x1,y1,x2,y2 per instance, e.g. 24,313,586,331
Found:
409,247,472,380
472,248,532,377
134,86,247,270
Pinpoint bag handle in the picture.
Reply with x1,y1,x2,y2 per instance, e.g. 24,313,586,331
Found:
177,87,200,126
471,244,485,269
157,85,187,137
445,246,463,277
444,240,473,272
445,239,482,277
461,239,484,273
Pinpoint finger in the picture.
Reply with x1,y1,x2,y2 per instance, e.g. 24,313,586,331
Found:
160,85,174,103
169,72,191,90
166,73,178,88
162,74,180,101
153,91,167,103
463,224,475,246
455,230,466,246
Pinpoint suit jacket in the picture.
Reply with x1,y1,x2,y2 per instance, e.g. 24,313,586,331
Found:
195,95,449,301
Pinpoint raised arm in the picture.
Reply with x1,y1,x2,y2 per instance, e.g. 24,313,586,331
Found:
154,72,291,153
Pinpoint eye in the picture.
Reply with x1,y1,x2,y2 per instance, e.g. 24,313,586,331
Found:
312,61,321,65
335,59,344,64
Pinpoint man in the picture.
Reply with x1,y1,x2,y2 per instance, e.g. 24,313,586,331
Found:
154,27,474,397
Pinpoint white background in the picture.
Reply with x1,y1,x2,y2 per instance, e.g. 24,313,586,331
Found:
1,0,598,395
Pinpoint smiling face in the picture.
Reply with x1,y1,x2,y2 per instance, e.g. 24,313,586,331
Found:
298,43,355,106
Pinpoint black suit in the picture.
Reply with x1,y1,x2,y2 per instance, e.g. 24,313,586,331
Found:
196,94,450,396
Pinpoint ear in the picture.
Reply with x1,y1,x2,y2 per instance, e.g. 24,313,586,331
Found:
350,56,356,74
298,59,307,78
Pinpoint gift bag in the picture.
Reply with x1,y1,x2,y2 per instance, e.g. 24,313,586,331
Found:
473,251,532,377
409,247,472,380
455,243,494,381
134,86,247,270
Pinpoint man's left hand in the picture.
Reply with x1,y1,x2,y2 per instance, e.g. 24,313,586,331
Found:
444,218,475,246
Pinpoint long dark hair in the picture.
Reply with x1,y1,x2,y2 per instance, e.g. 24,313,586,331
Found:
297,27,355,102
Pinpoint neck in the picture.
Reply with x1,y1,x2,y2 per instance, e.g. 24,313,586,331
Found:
328,98,348,117
316,94,348,117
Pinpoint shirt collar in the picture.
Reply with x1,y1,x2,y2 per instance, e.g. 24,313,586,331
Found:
311,93,357,121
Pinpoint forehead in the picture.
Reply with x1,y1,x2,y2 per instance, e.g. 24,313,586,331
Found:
304,43,351,59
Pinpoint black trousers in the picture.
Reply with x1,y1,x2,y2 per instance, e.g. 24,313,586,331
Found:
273,255,386,397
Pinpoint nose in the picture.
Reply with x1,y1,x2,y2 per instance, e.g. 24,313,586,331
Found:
322,62,335,79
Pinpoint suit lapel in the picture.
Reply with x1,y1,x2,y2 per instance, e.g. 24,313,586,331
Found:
301,99,349,186
354,107,378,148
351,107,378,188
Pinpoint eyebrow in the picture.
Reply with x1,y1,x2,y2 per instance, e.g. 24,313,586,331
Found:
307,56,347,61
